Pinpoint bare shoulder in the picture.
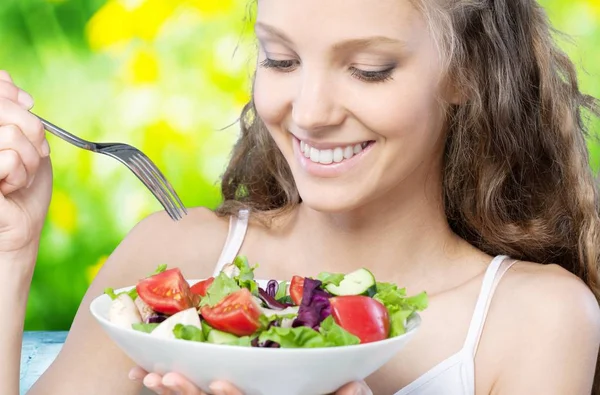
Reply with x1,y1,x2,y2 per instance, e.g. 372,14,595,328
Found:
103,206,231,283
500,261,600,329
486,260,600,394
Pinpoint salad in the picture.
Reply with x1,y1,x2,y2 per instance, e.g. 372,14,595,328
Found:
104,257,428,348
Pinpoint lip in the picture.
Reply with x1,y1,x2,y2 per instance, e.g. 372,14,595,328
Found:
292,136,375,178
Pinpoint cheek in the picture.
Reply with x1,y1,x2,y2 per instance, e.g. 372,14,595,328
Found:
253,70,290,129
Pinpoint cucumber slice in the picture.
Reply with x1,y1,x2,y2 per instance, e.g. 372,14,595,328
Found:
207,329,241,345
325,268,376,296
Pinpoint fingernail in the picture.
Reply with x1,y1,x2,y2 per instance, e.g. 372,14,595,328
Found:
41,139,50,157
17,90,34,109
356,383,372,395
209,383,227,395
162,376,175,386
128,370,141,381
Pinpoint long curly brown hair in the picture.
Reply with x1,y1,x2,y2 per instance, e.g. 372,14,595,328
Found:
217,0,600,390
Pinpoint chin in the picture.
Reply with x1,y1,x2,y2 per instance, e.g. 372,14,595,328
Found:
297,182,368,214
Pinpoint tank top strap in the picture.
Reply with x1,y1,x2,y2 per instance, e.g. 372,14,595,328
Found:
212,209,250,276
462,255,518,357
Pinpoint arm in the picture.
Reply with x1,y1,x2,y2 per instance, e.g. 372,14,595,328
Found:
26,207,229,395
2,245,39,395
494,266,600,395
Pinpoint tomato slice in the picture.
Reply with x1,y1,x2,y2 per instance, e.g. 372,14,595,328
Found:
190,277,215,297
200,288,263,337
290,275,305,306
136,268,195,315
330,296,390,344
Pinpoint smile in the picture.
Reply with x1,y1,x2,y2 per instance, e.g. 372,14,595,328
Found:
299,140,373,165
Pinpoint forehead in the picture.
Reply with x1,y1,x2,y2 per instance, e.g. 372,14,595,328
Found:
255,0,427,45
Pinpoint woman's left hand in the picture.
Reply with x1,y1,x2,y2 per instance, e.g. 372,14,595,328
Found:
129,366,373,395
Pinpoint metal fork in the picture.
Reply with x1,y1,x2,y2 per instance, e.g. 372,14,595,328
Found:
34,114,188,221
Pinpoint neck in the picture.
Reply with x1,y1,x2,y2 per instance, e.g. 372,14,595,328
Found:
293,162,476,283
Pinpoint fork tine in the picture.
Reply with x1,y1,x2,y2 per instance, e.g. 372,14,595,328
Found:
126,155,181,220
134,151,188,214
129,155,184,220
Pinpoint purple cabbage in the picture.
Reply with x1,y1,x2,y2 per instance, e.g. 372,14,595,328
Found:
258,288,290,310
292,277,331,330
146,313,168,324
266,280,279,298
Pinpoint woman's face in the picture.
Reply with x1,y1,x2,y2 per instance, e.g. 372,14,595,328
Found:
253,0,451,213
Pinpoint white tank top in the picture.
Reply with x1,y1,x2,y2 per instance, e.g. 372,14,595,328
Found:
213,210,517,395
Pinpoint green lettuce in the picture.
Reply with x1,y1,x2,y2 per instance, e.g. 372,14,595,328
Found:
104,287,138,301
232,256,259,295
131,323,159,333
374,282,428,337
316,272,345,287
199,273,241,307
275,280,288,300
173,324,204,342
258,316,359,348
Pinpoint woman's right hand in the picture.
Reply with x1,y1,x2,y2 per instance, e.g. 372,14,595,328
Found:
0,70,52,255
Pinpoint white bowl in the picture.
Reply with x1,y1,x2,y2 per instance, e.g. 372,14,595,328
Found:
90,279,421,395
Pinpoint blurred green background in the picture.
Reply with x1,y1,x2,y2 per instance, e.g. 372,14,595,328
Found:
0,0,598,330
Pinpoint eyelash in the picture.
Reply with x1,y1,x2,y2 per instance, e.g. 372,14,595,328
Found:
259,58,395,83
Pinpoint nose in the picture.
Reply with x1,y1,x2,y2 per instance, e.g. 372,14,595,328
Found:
291,68,345,131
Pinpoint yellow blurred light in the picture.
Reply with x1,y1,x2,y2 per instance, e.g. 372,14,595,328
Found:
86,0,179,51
126,47,160,84
86,256,108,284
86,1,134,51
188,0,235,15
48,190,78,234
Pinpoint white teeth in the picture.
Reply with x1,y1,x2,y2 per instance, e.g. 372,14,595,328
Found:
310,147,319,162
319,149,333,164
333,147,344,163
300,140,370,165
343,146,354,159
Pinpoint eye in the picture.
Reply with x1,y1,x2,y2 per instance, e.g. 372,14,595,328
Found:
350,66,395,83
259,58,299,72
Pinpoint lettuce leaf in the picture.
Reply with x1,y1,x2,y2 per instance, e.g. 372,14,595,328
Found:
104,287,138,301
258,316,359,348
199,273,241,307
258,326,327,348
149,264,168,277
274,281,288,300
173,324,204,342
374,282,428,337
319,316,360,346
316,272,345,287
132,323,159,333
232,256,259,295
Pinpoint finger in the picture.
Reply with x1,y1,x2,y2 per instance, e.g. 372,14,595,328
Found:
0,98,48,157
336,381,373,395
0,149,27,196
0,71,14,83
143,372,174,395
0,80,34,110
208,380,244,395
128,366,148,382
0,125,41,188
162,372,208,395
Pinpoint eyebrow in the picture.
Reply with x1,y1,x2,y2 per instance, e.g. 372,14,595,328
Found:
254,22,405,51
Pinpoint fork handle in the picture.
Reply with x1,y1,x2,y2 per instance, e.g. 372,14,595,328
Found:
33,113,96,151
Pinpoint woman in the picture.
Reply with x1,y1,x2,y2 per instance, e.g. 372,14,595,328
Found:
2,0,600,394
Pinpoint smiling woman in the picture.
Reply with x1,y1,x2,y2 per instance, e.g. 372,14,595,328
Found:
1,0,599,395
